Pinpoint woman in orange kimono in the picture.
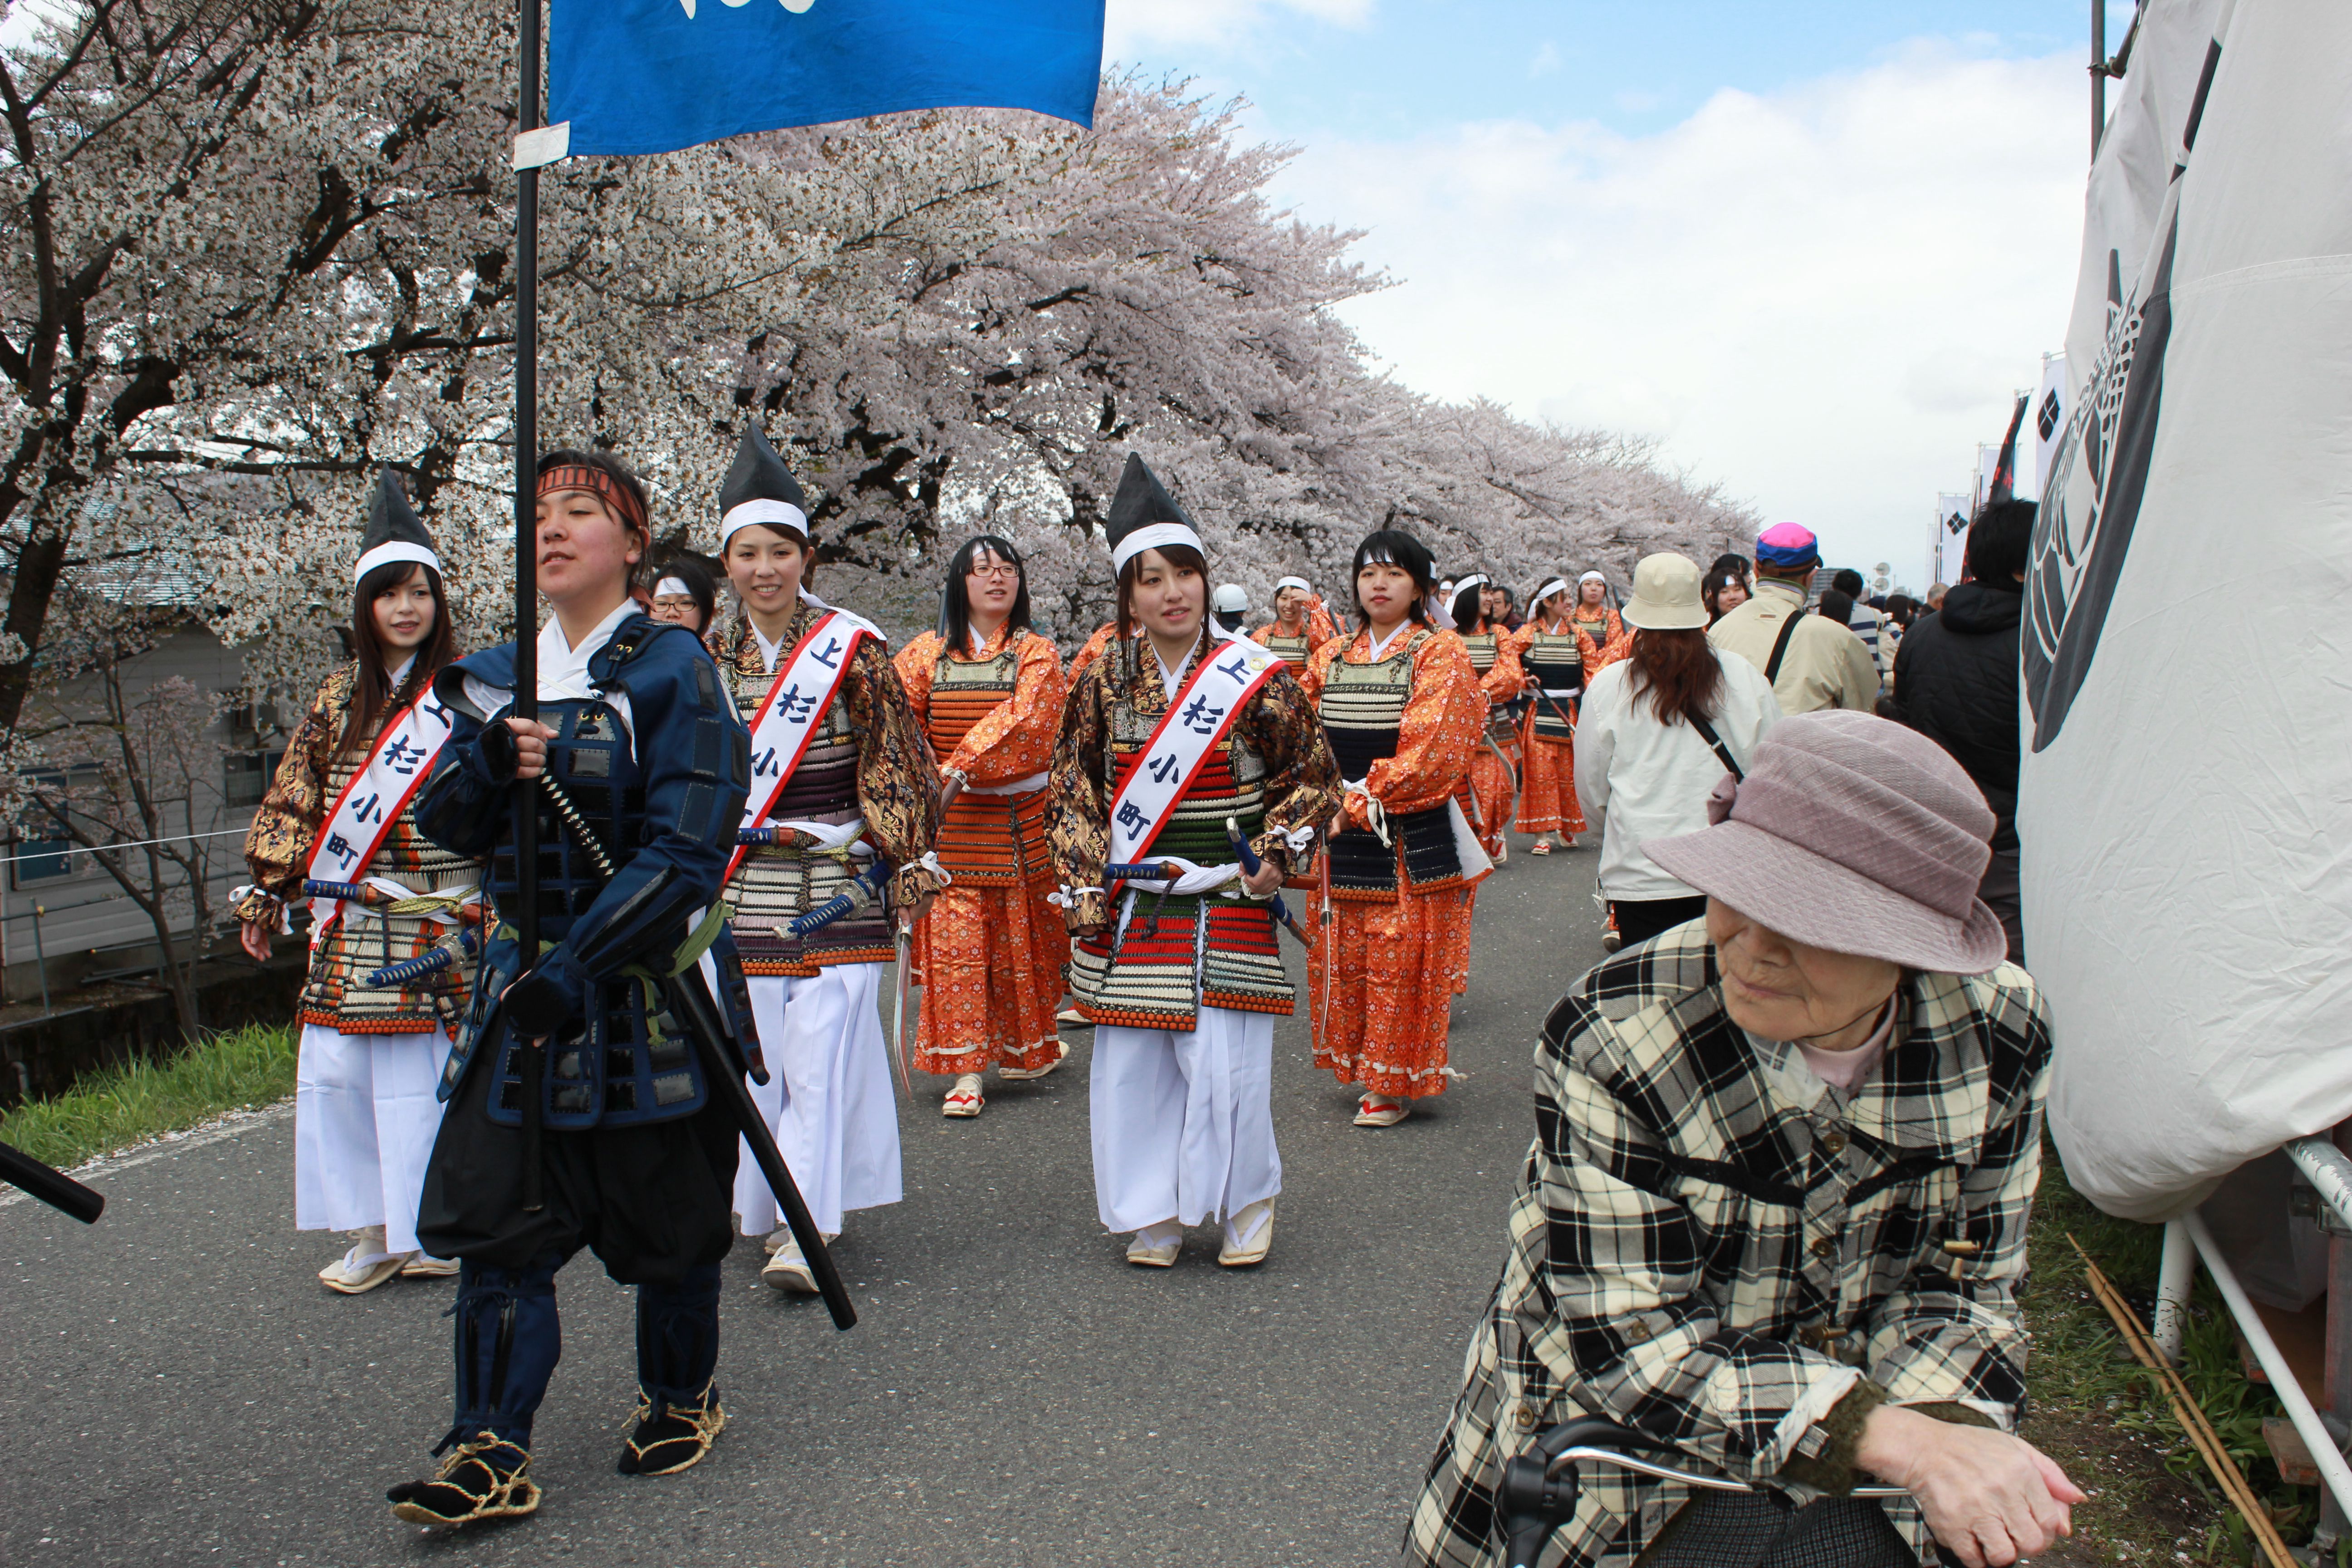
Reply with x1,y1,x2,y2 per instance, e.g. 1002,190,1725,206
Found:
895,536,1071,1118
1249,575,1341,677
1507,577,1587,853
1568,569,1626,665
1303,531,1488,1128
1446,574,1523,863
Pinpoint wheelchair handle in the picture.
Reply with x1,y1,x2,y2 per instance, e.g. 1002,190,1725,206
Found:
1501,1416,1905,1568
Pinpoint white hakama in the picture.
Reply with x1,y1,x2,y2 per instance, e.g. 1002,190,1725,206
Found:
1090,1007,1280,1233
733,964,902,1239
292,1023,453,1255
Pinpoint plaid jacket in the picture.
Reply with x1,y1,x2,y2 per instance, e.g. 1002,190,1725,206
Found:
1405,921,2050,1568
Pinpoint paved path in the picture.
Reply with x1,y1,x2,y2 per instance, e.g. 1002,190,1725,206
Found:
1,846,1606,1567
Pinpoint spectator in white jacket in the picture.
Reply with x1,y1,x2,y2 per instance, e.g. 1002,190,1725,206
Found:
1576,553,1782,951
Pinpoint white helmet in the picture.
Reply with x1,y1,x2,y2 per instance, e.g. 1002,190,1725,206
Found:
1211,583,1250,614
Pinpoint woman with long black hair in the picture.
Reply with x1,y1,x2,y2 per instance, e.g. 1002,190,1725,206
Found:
894,535,1070,1117
1300,530,1487,1128
1575,552,1780,949
235,472,478,1294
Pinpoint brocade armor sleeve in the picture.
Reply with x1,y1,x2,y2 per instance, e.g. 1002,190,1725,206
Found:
233,664,356,927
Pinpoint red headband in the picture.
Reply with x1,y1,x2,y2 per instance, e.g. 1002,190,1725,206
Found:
537,463,647,534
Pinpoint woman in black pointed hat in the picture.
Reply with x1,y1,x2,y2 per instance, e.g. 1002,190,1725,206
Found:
706,426,945,1294
232,471,478,1293
1045,454,1340,1270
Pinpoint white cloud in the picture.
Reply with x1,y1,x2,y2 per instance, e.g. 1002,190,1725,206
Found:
1528,41,1561,79
1104,0,1372,55
1265,41,2085,588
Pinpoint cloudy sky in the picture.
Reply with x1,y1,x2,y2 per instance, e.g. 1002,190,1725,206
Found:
1107,0,2136,588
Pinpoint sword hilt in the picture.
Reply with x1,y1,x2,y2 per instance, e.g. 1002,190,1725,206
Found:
1103,860,1185,885
302,878,381,904
784,860,891,938
1227,816,1308,944
538,774,617,879
361,926,484,990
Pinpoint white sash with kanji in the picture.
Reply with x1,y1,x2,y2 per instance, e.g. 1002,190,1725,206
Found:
1103,636,1284,890
724,608,880,885
303,689,460,941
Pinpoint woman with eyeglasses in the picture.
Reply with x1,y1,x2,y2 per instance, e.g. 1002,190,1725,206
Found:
893,537,1071,1119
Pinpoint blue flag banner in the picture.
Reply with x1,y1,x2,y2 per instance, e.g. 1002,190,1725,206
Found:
549,0,1105,157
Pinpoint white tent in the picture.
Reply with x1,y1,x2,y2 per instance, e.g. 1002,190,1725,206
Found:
2023,0,2352,1223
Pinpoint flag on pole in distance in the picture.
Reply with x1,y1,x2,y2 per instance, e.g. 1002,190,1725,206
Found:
549,0,1106,157
1933,491,1969,587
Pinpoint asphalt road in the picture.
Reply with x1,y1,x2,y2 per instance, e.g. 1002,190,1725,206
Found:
0,843,1607,1568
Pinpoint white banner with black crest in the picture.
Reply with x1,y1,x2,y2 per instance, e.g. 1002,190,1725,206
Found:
2021,0,2352,1220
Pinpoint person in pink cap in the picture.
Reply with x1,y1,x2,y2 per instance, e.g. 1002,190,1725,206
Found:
1710,523,1878,716
1408,709,2081,1568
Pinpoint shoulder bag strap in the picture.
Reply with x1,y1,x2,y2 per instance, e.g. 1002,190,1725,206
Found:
1762,607,1805,684
1687,712,1745,782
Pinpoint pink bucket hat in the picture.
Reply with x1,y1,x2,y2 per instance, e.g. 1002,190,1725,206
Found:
1642,710,2008,974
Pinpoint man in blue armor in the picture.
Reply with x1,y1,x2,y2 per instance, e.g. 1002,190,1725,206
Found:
387,450,759,1525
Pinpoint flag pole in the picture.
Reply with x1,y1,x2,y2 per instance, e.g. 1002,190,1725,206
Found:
513,0,544,1208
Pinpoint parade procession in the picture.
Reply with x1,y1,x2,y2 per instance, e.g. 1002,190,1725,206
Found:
10,3,2352,1567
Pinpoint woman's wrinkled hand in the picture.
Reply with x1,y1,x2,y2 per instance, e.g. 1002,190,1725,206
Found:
1858,1405,2084,1568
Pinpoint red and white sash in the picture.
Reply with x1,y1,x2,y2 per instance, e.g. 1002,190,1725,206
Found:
1103,636,1284,891
724,608,881,885
304,687,460,939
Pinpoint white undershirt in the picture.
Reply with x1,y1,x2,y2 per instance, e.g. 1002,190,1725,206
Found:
463,597,640,743
1152,632,1205,701
750,619,790,676
1365,622,1411,661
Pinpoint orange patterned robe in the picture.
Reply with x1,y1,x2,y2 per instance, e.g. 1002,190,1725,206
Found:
895,625,1069,1078
1507,616,1588,838
1301,627,1486,1099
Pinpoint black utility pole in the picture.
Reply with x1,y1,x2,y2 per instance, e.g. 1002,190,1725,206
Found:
512,0,544,1206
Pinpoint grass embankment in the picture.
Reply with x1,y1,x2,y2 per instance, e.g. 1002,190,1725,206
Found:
2023,1141,2312,1564
0,1023,297,1169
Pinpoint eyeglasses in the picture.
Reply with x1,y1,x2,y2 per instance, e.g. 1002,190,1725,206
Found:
966,564,1020,580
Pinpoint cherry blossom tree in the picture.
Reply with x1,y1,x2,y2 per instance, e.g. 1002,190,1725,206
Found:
7,1,1755,732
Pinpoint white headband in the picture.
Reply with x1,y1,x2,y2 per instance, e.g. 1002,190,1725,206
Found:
1110,521,1203,574
355,541,439,584
1533,577,1569,605
1453,573,1489,595
1274,575,1311,594
1424,592,1457,631
1578,570,1606,585
654,576,691,598
720,498,809,548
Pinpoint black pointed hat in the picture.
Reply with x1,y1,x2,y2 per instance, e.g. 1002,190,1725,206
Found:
1103,453,1202,572
718,425,809,546
355,470,439,583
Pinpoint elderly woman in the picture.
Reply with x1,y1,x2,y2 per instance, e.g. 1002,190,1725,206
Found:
1406,710,2079,1568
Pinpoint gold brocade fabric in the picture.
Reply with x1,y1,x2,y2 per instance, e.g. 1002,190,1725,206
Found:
715,607,942,975
235,663,479,1034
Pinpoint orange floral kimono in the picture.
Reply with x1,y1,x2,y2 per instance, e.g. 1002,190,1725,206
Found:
1453,626,1525,858
1506,615,1589,837
1301,626,1487,1099
894,624,1070,1077
1250,596,1342,677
